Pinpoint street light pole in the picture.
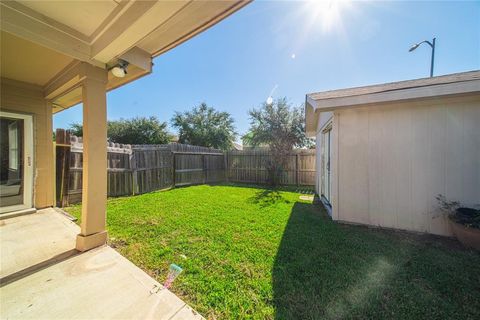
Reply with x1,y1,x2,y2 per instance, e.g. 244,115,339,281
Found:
429,37,435,77
409,37,436,77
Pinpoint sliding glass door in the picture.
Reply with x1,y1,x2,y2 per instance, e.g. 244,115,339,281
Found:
0,111,33,213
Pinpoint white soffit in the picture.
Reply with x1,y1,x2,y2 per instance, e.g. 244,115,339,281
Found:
0,31,74,86
17,0,119,38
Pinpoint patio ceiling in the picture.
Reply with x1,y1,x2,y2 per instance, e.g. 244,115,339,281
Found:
0,31,74,86
0,0,250,111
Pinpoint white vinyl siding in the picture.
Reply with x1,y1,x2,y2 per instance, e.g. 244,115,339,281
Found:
334,96,480,236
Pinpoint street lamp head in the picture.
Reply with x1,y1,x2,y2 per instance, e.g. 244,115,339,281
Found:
408,37,436,77
409,43,420,52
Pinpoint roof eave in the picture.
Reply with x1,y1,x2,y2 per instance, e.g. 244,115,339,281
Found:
307,78,480,113
305,95,318,137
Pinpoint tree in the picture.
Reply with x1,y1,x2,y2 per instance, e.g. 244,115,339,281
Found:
171,103,236,150
107,117,171,145
68,116,171,145
241,131,254,148
68,123,83,137
244,97,313,185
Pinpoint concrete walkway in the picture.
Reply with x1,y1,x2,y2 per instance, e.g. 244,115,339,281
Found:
0,208,203,319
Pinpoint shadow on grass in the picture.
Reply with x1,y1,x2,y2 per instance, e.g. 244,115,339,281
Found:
219,182,315,193
272,202,480,319
248,188,291,208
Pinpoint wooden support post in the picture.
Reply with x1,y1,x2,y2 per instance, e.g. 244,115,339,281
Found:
76,65,108,252
55,129,71,207
55,128,64,207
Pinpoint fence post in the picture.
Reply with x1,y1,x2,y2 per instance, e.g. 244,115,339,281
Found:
172,152,176,187
55,128,71,207
255,152,258,184
295,153,299,186
203,154,207,184
130,150,137,195
224,152,228,182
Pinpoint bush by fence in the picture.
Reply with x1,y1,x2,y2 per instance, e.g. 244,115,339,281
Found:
55,129,315,206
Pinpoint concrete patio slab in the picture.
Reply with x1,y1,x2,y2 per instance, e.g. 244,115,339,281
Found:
0,208,78,279
0,208,203,319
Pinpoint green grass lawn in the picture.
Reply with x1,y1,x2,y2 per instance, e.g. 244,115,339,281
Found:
65,184,480,319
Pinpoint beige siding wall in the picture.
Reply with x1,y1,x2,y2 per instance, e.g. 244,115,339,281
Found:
1,79,54,208
333,95,480,236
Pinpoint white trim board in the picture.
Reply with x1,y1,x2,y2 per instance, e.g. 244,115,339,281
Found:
310,79,480,111
0,111,34,214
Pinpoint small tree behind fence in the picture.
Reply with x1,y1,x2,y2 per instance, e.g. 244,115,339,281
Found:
55,129,315,206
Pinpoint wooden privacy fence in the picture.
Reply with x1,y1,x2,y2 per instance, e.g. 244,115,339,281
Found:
131,145,172,195
63,135,135,204
226,149,316,185
55,129,315,206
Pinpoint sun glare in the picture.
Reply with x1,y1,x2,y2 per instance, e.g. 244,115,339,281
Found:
306,0,351,33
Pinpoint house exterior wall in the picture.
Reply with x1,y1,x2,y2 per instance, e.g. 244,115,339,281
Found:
1,78,54,208
329,94,480,236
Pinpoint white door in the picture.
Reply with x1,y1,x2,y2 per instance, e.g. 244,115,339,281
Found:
0,111,34,213
321,125,332,204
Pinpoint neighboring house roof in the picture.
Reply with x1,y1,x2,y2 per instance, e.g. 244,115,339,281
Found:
305,70,480,136
232,142,243,151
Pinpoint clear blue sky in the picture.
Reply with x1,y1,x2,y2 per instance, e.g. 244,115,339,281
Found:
54,0,480,141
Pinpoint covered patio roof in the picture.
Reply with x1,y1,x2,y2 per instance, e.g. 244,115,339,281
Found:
1,0,250,111
1,0,251,252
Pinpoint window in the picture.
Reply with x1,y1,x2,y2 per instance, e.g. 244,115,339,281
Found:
8,122,19,171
